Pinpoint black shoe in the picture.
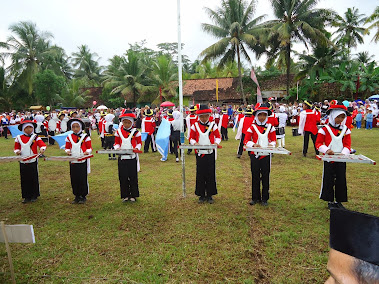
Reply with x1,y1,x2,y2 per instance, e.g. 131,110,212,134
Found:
207,196,214,204
187,150,191,155
30,198,37,202
261,201,268,206
236,154,241,158
78,196,87,204
328,202,337,209
335,202,345,209
198,196,206,204
22,198,31,204
303,153,307,157
249,199,260,206
144,151,148,153
72,197,80,204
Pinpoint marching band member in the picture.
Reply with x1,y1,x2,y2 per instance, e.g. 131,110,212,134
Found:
142,109,157,153
315,101,351,210
98,111,107,148
235,108,254,158
170,110,182,162
298,100,320,157
104,113,116,160
114,110,142,202
244,104,276,206
56,112,65,133
218,109,229,141
14,120,47,203
276,106,288,148
185,105,198,155
43,114,55,145
189,104,221,204
233,107,244,132
65,118,92,204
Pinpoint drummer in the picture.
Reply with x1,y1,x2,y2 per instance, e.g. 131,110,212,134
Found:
14,120,47,203
64,118,92,204
315,101,351,210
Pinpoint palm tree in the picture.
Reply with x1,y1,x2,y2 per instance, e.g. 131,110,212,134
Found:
41,46,73,80
333,7,366,50
199,0,266,104
71,45,102,83
1,21,54,95
365,6,379,42
148,55,177,104
102,51,148,105
262,0,333,97
355,51,375,66
58,78,91,107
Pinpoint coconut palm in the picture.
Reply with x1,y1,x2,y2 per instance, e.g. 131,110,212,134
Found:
262,0,333,97
355,51,375,66
365,6,379,42
71,45,102,83
199,0,266,104
102,51,148,105
333,7,367,50
148,55,177,104
1,21,54,95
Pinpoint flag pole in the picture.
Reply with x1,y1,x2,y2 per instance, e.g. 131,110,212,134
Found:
177,0,186,197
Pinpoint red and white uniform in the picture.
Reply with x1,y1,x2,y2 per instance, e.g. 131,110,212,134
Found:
64,133,92,156
218,113,229,129
189,121,221,156
244,123,276,158
267,113,279,127
14,134,47,163
298,109,320,135
186,114,198,137
315,125,351,155
235,116,254,140
43,120,49,131
114,127,142,150
141,117,156,135
99,117,106,138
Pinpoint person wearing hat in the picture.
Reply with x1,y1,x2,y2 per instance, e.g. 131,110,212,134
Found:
325,208,379,283
218,109,229,141
267,102,279,127
315,101,351,209
56,112,65,133
299,100,320,157
114,110,142,202
170,110,182,162
64,118,92,204
276,106,288,148
243,104,276,206
142,108,157,153
185,105,198,155
189,104,221,204
235,108,254,158
14,120,47,203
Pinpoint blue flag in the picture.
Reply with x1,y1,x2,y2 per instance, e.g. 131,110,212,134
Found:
141,132,148,142
155,119,171,161
8,125,23,138
51,131,73,149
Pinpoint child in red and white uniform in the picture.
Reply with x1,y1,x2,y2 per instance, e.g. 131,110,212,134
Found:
189,105,221,204
315,101,351,210
218,109,229,141
233,107,245,132
141,109,157,153
244,104,276,206
65,119,92,204
98,111,106,148
14,120,47,203
114,110,142,202
298,100,320,157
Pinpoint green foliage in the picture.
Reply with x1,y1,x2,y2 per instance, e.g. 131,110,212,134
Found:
365,6,379,42
58,78,92,108
34,69,65,106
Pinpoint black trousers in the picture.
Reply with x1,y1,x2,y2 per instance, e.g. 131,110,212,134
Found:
250,154,271,201
221,127,228,141
118,158,139,198
48,130,55,145
195,152,217,197
104,135,115,158
237,133,245,156
20,161,40,199
144,134,156,152
70,161,88,198
320,162,347,202
303,131,319,155
3,126,8,138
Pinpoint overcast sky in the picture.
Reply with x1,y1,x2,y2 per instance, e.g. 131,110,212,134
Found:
0,0,378,69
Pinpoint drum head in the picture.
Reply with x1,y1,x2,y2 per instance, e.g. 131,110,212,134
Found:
48,120,57,131
60,118,68,132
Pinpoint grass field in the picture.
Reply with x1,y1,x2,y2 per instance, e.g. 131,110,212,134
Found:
0,127,378,283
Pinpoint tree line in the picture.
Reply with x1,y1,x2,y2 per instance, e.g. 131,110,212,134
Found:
0,0,378,111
